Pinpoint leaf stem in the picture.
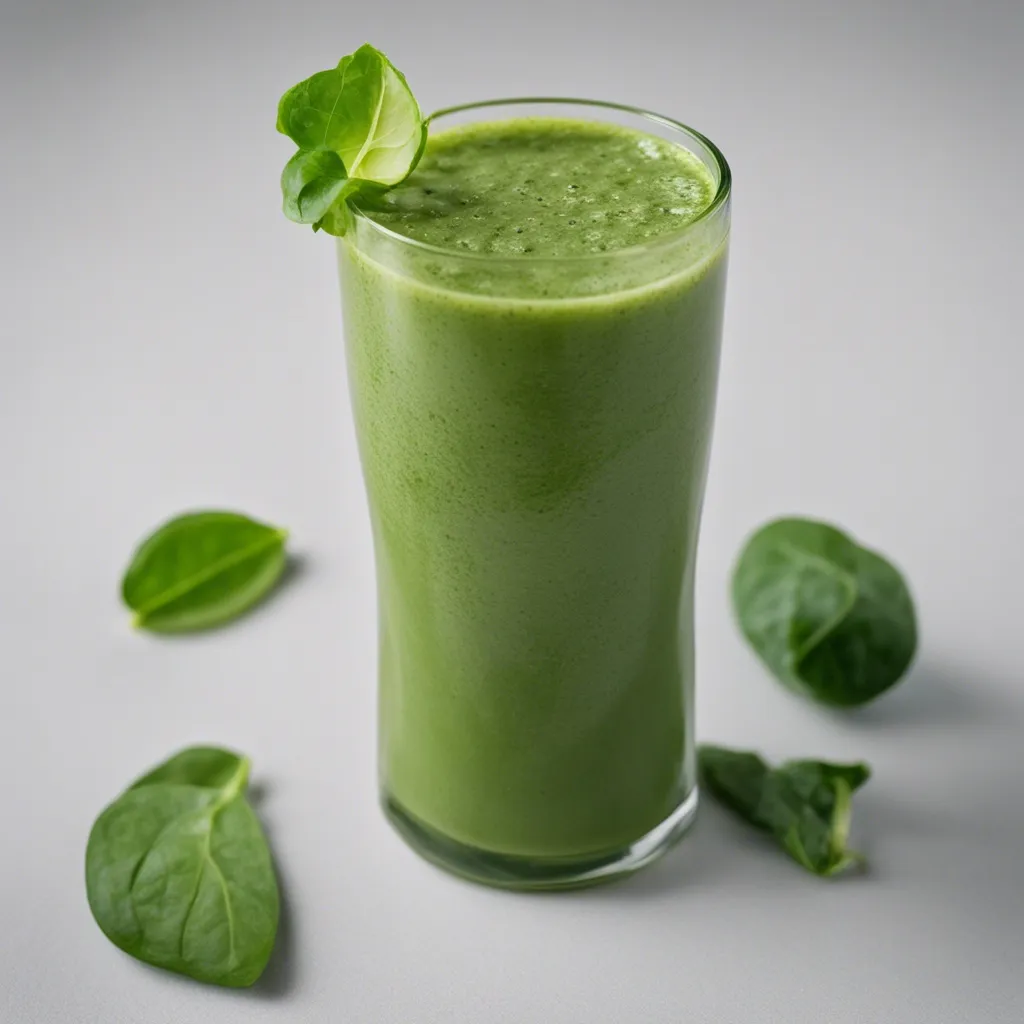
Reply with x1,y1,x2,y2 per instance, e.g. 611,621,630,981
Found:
217,756,251,808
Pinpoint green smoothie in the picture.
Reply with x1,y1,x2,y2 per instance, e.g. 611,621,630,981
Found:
339,113,729,873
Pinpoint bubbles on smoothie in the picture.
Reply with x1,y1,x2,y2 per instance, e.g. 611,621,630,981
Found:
637,137,663,160
364,119,715,257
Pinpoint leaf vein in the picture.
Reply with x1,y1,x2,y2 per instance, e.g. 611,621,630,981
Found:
179,846,207,960
132,530,287,624
773,540,858,665
205,845,237,968
349,71,386,176
321,60,351,150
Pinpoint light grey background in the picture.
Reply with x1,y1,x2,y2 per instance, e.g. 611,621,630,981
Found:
2,0,1022,1021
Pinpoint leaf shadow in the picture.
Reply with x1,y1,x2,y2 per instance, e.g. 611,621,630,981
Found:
244,785,299,1001
824,657,1020,732
855,789,950,847
275,551,310,597
233,551,310,630
246,867,298,1000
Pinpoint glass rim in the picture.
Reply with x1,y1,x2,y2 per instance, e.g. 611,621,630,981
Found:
349,97,732,266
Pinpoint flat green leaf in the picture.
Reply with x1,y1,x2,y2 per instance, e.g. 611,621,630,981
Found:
86,748,279,988
732,518,917,706
699,745,871,878
276,43,427,235
121,511,289,633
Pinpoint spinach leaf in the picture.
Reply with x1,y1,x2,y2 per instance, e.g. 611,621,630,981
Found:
276,43,427,235
698,745,771,823
85,747,279,988
281,147,353,226
732,517,917,706
121,511,289,632
699,745,871,877
760,761,871,876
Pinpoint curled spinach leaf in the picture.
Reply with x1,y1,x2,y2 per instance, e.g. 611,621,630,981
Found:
732,517,917,706
277,43,427,235
700,744,871,877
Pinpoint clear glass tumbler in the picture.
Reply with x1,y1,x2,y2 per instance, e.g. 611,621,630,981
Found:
338,99,731,889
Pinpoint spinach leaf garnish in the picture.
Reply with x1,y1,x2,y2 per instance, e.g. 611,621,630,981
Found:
277,43,427,235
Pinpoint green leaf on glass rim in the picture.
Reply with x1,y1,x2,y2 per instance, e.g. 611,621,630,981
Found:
276,43,427,236
732,517,917,707
121,511,289,633
281,148,353,225
85,746,279,988
699,744,871,877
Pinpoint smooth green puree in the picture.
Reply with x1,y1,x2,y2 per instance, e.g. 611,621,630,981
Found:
340,117,728,861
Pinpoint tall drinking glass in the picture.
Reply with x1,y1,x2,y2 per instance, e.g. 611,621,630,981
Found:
338,99,731,889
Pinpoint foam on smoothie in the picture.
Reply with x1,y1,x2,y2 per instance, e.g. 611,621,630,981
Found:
361,118,716,257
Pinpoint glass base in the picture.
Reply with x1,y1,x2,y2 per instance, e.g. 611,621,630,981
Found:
382,787,699,891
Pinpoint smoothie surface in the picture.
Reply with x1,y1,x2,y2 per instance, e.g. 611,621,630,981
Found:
359,117,716,258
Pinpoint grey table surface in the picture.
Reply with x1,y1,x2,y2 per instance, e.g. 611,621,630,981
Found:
2,1,1022,1021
